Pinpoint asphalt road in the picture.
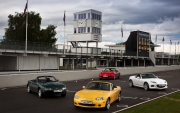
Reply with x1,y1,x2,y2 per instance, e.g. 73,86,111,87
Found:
0,69,180,113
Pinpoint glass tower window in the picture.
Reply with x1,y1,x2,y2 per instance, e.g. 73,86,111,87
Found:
84,13,86,19
88,27,90,33
88,13,90,18
74,14,76,20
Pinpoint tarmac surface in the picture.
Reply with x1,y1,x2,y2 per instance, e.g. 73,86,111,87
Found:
0,69,180,113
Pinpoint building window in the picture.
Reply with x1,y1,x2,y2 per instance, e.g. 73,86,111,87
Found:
92,13,94,19
88,13,90,19
74,14,76,20
78,14,80,19
97,15,99,20
84,13,86,19
99,15,101,21
74,28,76,33
78,28,80,33
84,27,86,33
88,27,90,33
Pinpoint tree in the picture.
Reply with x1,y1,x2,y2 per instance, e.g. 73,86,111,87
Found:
3,11,57,46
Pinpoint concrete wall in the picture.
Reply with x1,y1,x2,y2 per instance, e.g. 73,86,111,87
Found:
149,51,155,65
0,65,179,88
0,56,17,70
19,55,58,70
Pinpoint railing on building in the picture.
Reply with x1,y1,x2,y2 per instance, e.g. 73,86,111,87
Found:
0,39,178,59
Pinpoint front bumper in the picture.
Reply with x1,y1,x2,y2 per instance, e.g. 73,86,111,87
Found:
149,83,168,89
74,98,106,108
99,76,114,79
41,89,66,95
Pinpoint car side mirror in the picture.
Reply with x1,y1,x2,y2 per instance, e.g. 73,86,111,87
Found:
113,86,117,90
136,77,140,79
82,86,85,89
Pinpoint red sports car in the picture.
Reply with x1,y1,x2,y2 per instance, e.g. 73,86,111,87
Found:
99,68,120,80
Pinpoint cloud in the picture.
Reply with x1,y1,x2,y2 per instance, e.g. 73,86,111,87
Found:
0,0,180,54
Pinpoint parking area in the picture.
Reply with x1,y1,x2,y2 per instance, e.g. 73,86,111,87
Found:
0,69,180,113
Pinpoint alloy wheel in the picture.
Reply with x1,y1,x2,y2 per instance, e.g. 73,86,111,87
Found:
105,98,110,110
38,89,42,97
129,80,133,87
144,83,149,91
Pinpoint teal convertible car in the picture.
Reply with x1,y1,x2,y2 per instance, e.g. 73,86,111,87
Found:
27,76,66,98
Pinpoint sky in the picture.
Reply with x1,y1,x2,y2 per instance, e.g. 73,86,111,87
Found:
0,0,180,54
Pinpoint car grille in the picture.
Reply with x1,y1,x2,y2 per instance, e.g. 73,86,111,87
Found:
79,103,95,106
157,84,166,88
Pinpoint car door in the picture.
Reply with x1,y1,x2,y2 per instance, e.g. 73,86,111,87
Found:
133,74,141,86
30,79,39,93
110,84,118,102
138,74,145,87
114,70,119,78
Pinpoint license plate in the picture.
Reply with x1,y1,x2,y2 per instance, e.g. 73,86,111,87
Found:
159,84,165,86
54,90,62,92
80,100,92,104
103,76,108,77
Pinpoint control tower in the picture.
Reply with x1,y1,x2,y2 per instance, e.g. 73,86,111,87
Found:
67,9,102,48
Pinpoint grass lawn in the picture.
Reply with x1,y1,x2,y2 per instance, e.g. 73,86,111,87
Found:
120,91,180,113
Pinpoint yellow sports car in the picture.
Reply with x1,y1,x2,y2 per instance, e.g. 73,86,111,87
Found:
74,81,122,110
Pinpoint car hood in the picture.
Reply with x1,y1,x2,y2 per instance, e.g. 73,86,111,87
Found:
75,89,109,99
39,82,65,88
144,78,167,84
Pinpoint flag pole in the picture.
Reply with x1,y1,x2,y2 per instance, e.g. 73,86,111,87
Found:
121,24,123,45
149,33,150,52
175,43,176,55
63,11,66,54
66,11,68,51
25,0,28,55
163,37,164,53
170,39,171,55
137,30,138,58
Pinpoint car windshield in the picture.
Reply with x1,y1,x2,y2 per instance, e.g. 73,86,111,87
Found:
104,68,115,72
86,82,110,91
37,76,57,82
141,74,157,79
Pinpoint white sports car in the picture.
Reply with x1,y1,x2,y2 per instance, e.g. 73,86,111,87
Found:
129,73,168,90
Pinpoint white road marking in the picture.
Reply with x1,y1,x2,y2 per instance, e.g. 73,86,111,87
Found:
1,88,7,90
140,97,150,100
66,90,76,92
122,96,138,99
158,76,172,77
110,80,126,82
158,92,167,95
172,88,179,90
112,90,179,113
117,104,128,108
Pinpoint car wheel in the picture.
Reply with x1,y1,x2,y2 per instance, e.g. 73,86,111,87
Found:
38,89,43,98
104,98,110,110
113,75,116,80
74,106,79,108
61,93,66,97
116,92,121,102
27,85,31,93
118,74,120,79
129,80,134,87
99,78,102,80
144,83,149,91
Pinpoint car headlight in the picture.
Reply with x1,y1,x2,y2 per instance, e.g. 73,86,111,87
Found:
74,95,79,99
151,81,156,83
62,87,66,90
164,81,167,83
96,97,104,100
44,88,52,91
